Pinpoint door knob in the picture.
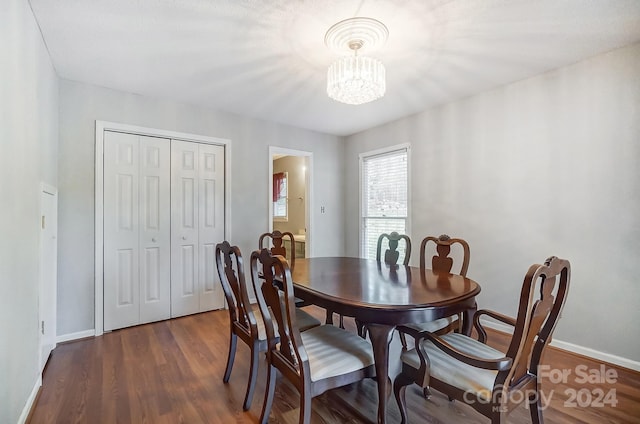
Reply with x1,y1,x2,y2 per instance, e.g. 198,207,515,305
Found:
152,238,156,243
182,236,187,240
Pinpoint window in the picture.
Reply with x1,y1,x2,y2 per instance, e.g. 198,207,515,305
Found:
273,171,288,221
360,146,409,261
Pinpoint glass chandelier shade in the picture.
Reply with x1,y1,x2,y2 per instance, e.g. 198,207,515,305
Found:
324,17,388,106
327,53,386,105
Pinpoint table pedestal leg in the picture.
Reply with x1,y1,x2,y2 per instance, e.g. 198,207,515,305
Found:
366,323,395,424
461,302,477,336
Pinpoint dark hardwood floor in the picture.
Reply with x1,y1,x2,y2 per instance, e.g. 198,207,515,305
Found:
28,307,640,423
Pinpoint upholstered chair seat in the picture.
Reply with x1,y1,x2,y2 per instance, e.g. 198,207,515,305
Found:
252,303,321,341
301,324,375,381
400,332,503,401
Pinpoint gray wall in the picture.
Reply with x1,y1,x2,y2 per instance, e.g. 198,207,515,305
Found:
0,0,59,421
345,43,640,361
57,80,345,335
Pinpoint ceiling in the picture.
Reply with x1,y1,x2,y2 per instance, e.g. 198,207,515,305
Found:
29,0,640,136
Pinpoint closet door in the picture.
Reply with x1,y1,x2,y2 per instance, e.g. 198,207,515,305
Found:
170,140,200,317
103,131,170,331
198,143,225,311
139,137,171,323
171,140,225,317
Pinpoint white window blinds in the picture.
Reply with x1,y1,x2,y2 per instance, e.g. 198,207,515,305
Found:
361,147,408,261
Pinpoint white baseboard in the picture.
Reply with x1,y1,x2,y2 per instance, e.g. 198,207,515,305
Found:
481,320,640,372
57,329,95,344
18,375,42,424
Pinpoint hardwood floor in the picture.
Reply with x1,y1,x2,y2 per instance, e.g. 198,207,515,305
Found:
29,307,640,423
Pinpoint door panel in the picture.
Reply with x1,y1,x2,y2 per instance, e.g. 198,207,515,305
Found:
104,132,170,330
171,141,225,316
139,136,170,324
198,144,225,310
104,131,140,330
171,140,200,317
39,186,57,371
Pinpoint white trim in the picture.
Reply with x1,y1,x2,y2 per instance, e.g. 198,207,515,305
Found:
56,329,96,344
268,146,314,258
481,320,640,372
358,143,411,258
94,120,232,336
18,375,42,424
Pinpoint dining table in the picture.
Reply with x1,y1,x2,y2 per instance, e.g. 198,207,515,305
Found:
289,256,481,424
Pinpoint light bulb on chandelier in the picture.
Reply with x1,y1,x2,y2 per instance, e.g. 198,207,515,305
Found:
325,18,388,105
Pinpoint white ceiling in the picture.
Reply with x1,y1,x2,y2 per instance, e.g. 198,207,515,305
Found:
29,0,640,136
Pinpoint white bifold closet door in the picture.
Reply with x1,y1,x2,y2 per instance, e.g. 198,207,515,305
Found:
170,140,225,317
103,131,171,331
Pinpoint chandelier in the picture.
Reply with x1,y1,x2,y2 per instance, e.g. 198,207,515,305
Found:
325,17,388,105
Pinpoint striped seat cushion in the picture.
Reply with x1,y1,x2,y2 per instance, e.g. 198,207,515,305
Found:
251,304,321,341
401,315,458,333
301,325,375,382
400,332,504,401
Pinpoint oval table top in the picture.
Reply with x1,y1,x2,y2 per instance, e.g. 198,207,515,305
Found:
290,256,481,325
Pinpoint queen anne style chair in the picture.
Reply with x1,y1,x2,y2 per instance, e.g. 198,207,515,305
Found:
250,248,376,424
397,234,471,349
214,241,320,411
341,231,413,334
393,256,571,424
259,230,296,270
376,231,412,266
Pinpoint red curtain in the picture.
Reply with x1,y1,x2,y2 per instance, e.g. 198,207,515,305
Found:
273,172,285,202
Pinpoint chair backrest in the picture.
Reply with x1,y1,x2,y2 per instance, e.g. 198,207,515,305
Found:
376,232,412,265
500,256,571,389
259,230,296,270
215,241,257,339
250,248,310,381
419,234,470,276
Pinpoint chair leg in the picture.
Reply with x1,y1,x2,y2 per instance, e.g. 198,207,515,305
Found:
259,365,276,424
393,372,413,424
355,319,367,338
529,390,544,424
490,407,505,424
242,342,259,411
299,390,312,424
223,332,237,383
325,309,334,325
422,387,431,398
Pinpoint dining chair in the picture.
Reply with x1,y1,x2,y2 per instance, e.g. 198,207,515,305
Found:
338,231,413,335
259,230,296,270
393,256,571,424
260,230,311,309
397,234,471,350
376,231,412,266
214,241,320,411
346,231,413,336
250,248,376,424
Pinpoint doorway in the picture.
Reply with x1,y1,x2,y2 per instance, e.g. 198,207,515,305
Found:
39,183,57,371
268,147,313,258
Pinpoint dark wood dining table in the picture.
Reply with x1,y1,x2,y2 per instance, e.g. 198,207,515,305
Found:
289,257,481,424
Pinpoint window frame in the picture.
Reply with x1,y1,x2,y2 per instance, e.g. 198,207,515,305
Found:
358,143,411,260
273,171,288,222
